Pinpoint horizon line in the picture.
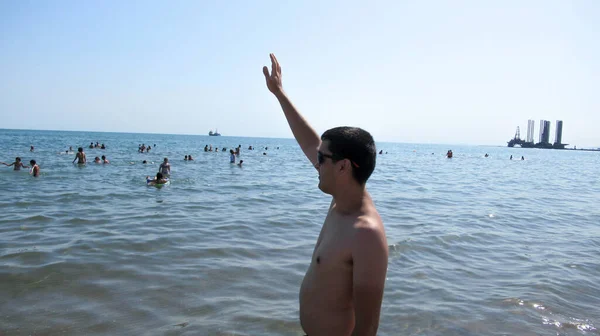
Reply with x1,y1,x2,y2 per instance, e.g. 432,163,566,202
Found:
1,127,596,149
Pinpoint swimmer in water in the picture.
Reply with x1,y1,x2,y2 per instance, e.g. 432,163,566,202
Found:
159,158,171,175
30,146,34,152
73,147,87,164
237,160,243,167
188,155,194,161
146,172,168,185
2,157,28,171
94,157,101,163
101,155,109,164
29,160,40,177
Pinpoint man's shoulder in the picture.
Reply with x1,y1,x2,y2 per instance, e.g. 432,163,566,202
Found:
353,206,383,229
350,207,385,244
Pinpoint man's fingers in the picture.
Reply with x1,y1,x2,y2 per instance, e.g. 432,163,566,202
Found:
272,54,281,74
262,66,270,78
270,54,277,77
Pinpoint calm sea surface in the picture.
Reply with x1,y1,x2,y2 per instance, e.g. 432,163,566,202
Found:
0,129,599,336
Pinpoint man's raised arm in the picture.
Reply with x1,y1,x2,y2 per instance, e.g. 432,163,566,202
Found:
263,53,321,168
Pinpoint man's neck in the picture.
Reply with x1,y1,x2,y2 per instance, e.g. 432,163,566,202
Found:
332,183,368,215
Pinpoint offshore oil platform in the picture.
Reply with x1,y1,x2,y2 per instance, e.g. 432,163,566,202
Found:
507,120,567,149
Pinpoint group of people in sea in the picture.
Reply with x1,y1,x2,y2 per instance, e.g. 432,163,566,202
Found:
483,153,525,160
5,139,530,182
203,144,244,154
3,140,253,181
89,142,107,149
138,144,155,153
0,157,40,177
144,145,245,185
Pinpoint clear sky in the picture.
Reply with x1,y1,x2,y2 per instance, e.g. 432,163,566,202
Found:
1,0,599,146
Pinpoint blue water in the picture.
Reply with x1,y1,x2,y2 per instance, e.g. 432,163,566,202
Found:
1,129,599,335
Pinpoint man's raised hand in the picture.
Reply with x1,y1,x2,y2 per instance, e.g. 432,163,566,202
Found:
263,53,283,95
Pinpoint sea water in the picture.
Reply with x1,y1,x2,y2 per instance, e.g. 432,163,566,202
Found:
1,129,599,335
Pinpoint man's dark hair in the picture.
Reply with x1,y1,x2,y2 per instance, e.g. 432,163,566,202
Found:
30,160,36,165
321,126,376,185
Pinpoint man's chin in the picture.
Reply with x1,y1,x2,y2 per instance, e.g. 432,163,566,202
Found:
317,181,332,195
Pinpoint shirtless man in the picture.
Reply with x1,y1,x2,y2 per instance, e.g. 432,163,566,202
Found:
263,53,388,336
29,160,40,177
73,147,86,164
159,158,171,175
2,157,29,170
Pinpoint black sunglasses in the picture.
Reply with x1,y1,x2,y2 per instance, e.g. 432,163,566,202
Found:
317,151,360,168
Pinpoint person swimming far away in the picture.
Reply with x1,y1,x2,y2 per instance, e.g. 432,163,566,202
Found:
146,172,168,185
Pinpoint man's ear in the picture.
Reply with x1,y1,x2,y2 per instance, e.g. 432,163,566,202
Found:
338,159,352,175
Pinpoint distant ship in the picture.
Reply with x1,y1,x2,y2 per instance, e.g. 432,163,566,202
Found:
209,129,221,136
